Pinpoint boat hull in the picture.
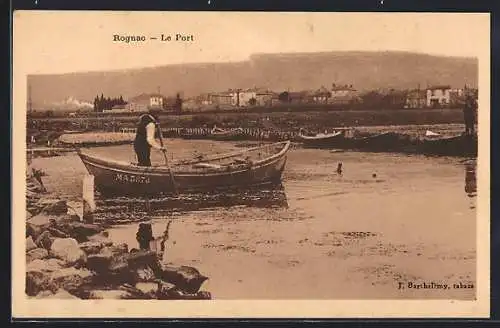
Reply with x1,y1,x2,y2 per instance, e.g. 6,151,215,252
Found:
210,129,245,141
78,142,289,197
420,134,477,157
298,132,348,149
352,132,413,152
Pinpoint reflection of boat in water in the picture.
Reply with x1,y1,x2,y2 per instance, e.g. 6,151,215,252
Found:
77,141,290,197
95,183,289,217
464,162,477,198
297,130,347,148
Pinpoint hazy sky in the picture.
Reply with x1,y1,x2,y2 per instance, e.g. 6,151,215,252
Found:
14,11,489,75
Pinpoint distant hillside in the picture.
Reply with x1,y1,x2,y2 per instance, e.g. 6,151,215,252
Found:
28,51,478,109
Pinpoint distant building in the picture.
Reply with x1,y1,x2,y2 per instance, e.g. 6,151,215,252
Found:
405,89,427,108
449,88,466,107
426,85,451,108
125,93,165,112
329,84,359,104
103,105,129,113
235,89,257,107
270,93,282,106
255,89,274,106
312,86,331,104
209,91,235,107
195,93,213,106
288,91,310,104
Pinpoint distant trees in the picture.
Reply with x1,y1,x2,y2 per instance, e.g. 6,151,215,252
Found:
359,90,407,109
93,94,127,112
278,91,290,103
248,97,257,106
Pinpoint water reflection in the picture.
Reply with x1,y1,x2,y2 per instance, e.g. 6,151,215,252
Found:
464,162,477,198
95,183,289,216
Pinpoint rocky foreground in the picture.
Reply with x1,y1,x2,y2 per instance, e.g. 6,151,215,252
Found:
25,171,211,300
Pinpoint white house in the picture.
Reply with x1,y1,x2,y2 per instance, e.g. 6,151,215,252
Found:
426,85,451,107
149,95,164,108
125,93,165,112
329,84,358,104
234,89,257,107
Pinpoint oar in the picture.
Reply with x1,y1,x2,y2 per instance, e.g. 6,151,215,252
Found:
156,123,179,196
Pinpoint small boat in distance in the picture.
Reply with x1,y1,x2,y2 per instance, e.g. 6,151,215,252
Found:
420,134,477,157
297,129,347,148
210,127,245,141
352,131,412,152
77,141,291,197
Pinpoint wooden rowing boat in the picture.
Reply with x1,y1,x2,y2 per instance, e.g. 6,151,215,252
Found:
352,132,413,152
77,141,290,197
420,134,477,157
297,130,347,148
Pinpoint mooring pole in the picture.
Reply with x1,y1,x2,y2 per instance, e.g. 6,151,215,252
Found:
82,174,96,223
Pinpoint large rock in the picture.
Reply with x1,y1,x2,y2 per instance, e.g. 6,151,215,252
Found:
79,241,105,255
127,250,161,273
26,248,49,263
135,282,159,299
49,267,94,294
50,238,87,266
26,236,37,252
85,253,113,274
40,199,68,215
34,231,54,250
26,271,53,296
156,281,177,299
66,223,104,242
136,267,156,282
86,244,131,274
47,226,70,239
26,258,66,296
87,231,114,246
101,243,129,257
88,251,134,287
160,265,209,294
27,258,64,273
27,215,52,240
27,214,73,241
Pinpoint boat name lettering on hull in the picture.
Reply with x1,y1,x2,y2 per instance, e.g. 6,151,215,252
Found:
114,173,151,184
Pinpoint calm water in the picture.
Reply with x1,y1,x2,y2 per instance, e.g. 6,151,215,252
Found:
30,140,477,300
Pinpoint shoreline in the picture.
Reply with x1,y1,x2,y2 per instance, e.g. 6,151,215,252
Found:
25,170,212,300
27,122,477,158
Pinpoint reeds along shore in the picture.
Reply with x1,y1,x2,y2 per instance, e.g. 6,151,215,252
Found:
25,169,211,300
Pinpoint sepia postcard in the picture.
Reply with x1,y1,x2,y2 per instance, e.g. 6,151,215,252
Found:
12,11,490,318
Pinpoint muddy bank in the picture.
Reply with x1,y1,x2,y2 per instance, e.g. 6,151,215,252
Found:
42,122,475,157
25,170,211,300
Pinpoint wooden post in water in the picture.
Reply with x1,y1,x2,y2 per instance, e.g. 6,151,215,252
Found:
82,174,96,223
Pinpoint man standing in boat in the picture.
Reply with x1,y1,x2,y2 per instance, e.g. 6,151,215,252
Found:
134,109,166,166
